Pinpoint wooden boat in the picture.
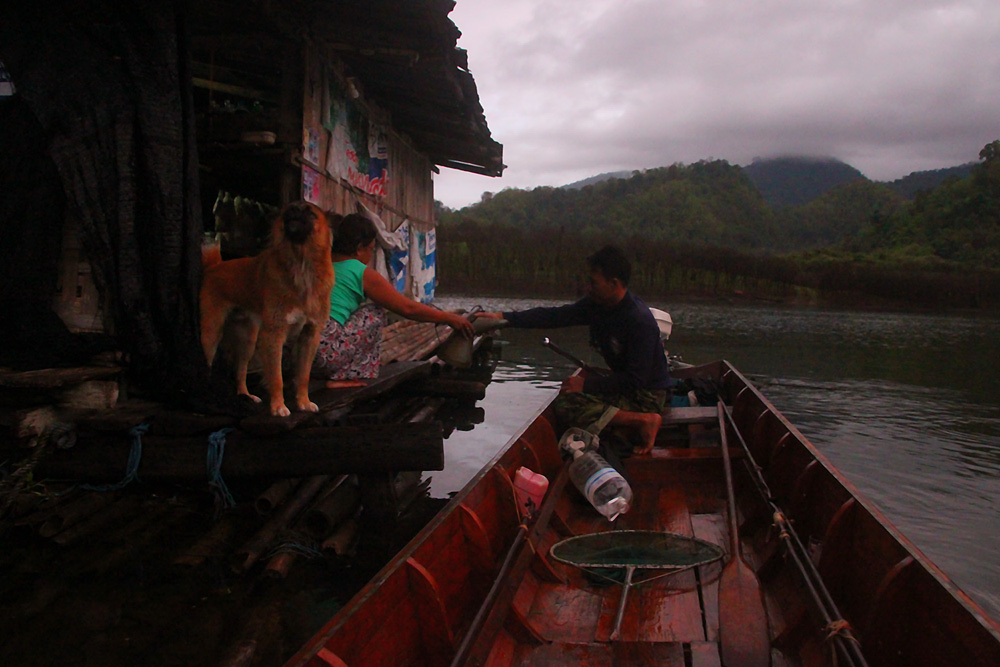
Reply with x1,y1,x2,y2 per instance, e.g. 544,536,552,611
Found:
285,361,1000,667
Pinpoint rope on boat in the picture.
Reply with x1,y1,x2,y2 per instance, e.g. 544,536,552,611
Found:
79,422,149,492
722,404,870,667
207,427,236,513
825,619,860,644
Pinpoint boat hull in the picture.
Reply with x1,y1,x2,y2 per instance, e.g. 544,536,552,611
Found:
286,360,1000,667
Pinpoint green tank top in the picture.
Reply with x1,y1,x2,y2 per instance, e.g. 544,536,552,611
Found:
329,259,367,325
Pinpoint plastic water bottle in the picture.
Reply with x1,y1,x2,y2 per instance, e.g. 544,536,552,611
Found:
567,448,633,521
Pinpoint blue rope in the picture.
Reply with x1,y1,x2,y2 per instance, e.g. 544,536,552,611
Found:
79,422,149,492
207,427,236,512
266,541,325,560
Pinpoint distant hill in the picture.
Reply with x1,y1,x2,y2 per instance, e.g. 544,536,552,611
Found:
885,163,976,198
743,156,866,207
562,171,632,190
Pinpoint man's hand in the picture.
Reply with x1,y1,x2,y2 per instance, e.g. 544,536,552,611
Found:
561,375,585,393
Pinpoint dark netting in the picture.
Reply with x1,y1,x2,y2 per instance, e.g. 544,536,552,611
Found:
0,2,254,415
551,530,724,570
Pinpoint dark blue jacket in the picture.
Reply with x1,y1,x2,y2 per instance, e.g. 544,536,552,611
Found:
503,292,670,396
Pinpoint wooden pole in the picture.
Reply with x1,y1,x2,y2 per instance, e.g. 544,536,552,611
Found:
233,475,330,573
303,476,360,539
321,508,362,556
254,478,299,515
173,512,242,568
38,491,120,538
51,494,143,546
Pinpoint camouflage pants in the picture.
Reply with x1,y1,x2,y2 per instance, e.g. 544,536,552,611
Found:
552,388,667,457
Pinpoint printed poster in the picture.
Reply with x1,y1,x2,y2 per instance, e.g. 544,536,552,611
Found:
302,165,321,204
323,78,389,197
302,127,321,166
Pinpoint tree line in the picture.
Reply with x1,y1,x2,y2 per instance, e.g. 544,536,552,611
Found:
435,141,1000,310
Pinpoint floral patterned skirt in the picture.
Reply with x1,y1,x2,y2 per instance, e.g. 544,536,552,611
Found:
311,303,386,380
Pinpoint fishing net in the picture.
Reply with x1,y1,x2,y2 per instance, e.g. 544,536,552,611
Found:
551,530,724,584
551,530,725,640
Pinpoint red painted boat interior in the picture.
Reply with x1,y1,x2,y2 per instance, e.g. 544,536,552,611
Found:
287,361,1000,667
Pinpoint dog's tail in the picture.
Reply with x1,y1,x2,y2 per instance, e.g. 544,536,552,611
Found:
202,243,223,268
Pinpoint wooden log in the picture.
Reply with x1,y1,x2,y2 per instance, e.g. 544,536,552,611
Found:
52,494,143,546
72,398,163,432
321,508,362,556
14,488,84,526
0,366,121,390
399,397,445,425
358,471,399,544
385,327,438,363
409,325,452,361
240,360,433,435
32,422,445,483
0,405,59,441
173,512,243,568
264,551,298,579
254,478,299,515
401,378,488,400
218,640,257,667
57,380,119,410
233,475,330,573
149,409,237,437
93,501,182,575
303,476,360,539
39,491,120,538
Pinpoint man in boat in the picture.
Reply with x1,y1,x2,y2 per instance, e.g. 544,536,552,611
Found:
480,245,669,456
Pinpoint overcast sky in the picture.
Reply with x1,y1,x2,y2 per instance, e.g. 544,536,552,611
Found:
433,0,1000,209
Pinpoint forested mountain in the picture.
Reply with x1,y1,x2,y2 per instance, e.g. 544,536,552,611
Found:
845,143,1000,267
440,160,776,249
773,179,905,249
436,141,1000,309
884,163,976,198
562,171,632,190
742,156,866,207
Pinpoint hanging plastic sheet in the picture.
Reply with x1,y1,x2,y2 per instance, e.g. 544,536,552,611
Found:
356,202,407,285
0,60,15,97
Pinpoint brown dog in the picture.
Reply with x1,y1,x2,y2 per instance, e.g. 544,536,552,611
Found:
200,201,334,416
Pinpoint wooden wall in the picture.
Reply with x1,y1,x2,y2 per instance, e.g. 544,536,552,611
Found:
301,46,436,234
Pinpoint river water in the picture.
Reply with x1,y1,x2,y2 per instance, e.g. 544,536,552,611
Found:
433,296,1000,621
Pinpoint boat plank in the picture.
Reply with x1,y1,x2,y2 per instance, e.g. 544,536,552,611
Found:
514,641,686,666
405,558,456,660
526,581,607,642
410,511,499,637
511,570,542,629
323,575,421,665
482,630,519,667
689,641,722,667
661,406,719,424
692,513,727,642
555,488,610,537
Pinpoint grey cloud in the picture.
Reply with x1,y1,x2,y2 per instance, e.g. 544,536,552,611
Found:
435,0,1000,208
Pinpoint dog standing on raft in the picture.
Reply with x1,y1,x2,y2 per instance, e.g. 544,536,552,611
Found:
200,201,335,416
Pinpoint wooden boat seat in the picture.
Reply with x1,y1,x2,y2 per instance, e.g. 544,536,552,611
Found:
660,406,718,424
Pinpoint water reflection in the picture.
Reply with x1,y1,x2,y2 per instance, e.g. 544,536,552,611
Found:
436,295,1000,619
